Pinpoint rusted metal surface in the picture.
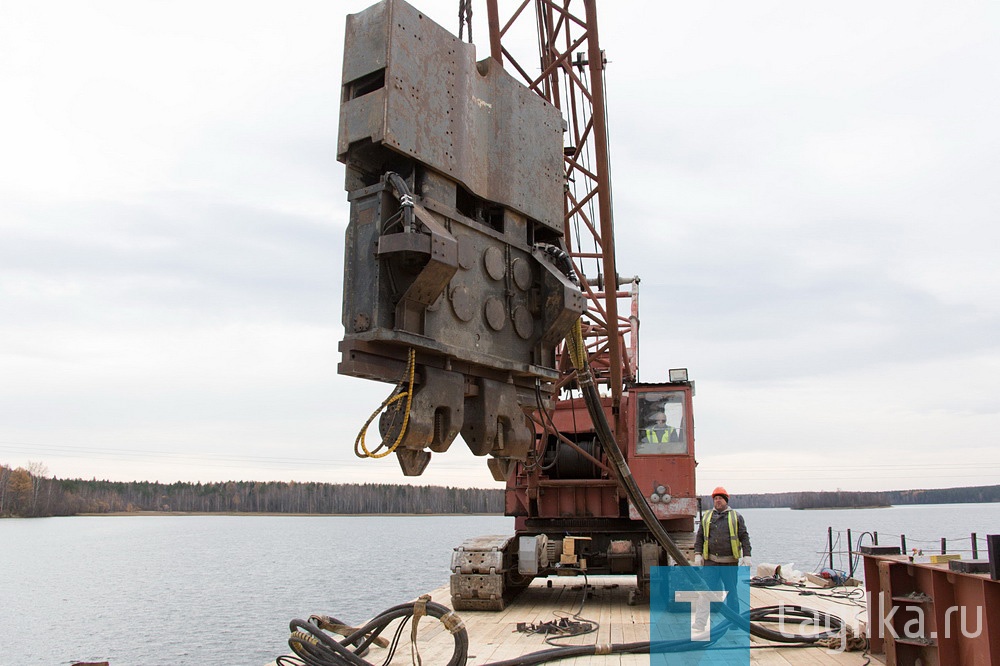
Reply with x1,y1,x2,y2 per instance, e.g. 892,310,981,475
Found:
450,534,522,610
508,383,697,533
627,497,698,522
624,384,697,528
864,554,1000,665
485,0,632,441
339,0,564,230
336,0,697,590
337,0,586,476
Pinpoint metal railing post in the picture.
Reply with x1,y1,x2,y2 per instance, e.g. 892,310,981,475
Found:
847,528,854,577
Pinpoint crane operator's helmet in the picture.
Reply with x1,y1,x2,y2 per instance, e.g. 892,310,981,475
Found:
711,487,729,501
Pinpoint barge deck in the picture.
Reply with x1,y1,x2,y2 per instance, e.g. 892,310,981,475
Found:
274,575,881,665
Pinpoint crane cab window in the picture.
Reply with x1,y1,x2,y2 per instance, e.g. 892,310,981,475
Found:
636,392,687,455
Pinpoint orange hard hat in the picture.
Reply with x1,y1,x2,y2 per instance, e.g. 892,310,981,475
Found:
711,486,729,500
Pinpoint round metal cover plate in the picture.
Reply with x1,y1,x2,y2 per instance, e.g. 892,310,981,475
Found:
483,246,505,281
484,296,506,330
450,285,475,321
513,305,533,339
512,257,532,291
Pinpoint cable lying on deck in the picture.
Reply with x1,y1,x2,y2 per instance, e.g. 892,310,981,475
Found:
280,583,861,666
282,596,468,666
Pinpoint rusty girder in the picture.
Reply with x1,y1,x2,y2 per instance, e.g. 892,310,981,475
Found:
485,0,634,441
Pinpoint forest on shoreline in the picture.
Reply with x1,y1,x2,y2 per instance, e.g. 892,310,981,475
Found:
3,462,999,518
0,464,502,517
734,486,1000,509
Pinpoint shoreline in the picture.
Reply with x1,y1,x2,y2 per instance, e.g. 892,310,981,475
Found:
790,505,892,511
73,511,505,517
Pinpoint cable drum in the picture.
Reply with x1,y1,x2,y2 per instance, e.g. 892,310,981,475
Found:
541,437,604,479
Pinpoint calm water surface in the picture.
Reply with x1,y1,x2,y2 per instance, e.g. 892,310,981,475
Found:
1,515,511,666
2,505,999,665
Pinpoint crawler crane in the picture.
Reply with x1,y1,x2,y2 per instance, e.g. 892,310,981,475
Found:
336,0,697,610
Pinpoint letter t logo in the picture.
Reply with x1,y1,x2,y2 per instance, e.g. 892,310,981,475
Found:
675,590,728,641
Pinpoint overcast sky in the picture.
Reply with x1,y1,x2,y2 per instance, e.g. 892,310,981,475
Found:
2,0,998,495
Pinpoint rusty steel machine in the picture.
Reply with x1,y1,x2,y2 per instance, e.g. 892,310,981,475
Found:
337,0,697,610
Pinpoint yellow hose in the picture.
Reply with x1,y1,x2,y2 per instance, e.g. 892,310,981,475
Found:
354,348,416,459
565,318,586,371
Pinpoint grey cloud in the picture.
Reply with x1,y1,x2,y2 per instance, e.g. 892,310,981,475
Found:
0,193,343,327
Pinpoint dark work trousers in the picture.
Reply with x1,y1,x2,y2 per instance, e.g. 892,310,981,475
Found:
703,560,742,617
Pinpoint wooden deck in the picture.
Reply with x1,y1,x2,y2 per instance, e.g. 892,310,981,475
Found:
291,575,884,665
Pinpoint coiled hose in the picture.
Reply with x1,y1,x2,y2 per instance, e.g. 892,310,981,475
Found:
284,600,848,666
285,598,467,666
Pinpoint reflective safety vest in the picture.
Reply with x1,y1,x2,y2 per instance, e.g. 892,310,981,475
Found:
701,509,742,560
643,426,675,444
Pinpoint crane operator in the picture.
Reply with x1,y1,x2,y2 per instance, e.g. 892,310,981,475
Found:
642,412,677,444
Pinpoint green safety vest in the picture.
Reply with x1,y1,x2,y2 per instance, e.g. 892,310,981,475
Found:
643,426,675,444
701,509,742,560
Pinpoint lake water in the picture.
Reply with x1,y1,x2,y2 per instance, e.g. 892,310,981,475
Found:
2,504,1000,665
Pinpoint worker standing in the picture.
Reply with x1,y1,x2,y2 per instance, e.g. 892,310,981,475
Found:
693,486,752,569
692,487,751,626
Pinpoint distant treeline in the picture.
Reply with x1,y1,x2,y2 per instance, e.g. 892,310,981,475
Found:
0,463,502,518
722,485,1000,510
789,491,891,509
5,461,1000,518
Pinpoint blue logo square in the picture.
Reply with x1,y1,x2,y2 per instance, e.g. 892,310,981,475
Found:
649,565,751,665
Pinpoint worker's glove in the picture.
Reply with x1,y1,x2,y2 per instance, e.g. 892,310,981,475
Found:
693,554,704,566
739,556,752,571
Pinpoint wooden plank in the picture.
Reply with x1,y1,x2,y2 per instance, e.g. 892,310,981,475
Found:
392,575,879,666
749,645,796,666
468,606,517,664
552,578,593,666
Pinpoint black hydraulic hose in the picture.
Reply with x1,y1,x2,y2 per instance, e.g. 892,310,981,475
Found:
285,597,846,666
485,635,724,666
576,368,688,566
534,243,579,284
485,606,846,666
747,604,846,641
384,171,415,231
576,365,844,645
288,599,468,666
